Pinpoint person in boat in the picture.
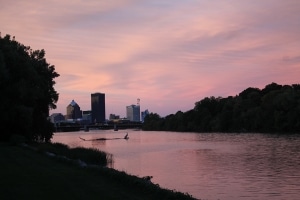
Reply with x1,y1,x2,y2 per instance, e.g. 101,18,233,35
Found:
124,133,129,140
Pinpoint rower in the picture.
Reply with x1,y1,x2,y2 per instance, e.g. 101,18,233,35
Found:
124,133,129,140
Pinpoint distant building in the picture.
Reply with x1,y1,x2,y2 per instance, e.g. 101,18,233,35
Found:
66,100,82,120
109,114,120,120
91,93,106,123
141,109,149,122
82,110,92,124
49,113,65,123
126,104,140,122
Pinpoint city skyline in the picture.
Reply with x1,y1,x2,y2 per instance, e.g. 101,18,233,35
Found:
1,0,300,117
57,96,144,120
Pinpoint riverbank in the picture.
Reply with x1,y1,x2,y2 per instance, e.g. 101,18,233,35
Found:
0,142,196,200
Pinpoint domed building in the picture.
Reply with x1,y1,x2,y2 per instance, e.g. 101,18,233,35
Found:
66,100,82,120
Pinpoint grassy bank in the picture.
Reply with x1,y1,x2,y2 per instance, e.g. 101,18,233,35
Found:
0,142,197,200
30,142,113,166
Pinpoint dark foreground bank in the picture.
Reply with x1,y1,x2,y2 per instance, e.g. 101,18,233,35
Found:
0,143,197,200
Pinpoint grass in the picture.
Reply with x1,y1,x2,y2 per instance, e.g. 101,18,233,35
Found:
33,142,113,166
0,142,197,200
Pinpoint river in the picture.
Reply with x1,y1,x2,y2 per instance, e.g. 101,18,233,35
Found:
52,130,300,200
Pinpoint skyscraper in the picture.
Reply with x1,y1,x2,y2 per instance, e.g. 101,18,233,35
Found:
126,104,140,122
66,100,82,120
91,93,106,123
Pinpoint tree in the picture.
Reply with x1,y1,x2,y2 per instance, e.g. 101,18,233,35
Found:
0,34,59,142
142,113,162,130
142,83,300,134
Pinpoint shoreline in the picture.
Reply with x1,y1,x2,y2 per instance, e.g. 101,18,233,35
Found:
0,142,197,200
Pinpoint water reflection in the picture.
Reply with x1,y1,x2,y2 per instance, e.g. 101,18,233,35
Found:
52,131,300,200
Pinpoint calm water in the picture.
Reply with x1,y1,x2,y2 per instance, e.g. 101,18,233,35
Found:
52,130,300,200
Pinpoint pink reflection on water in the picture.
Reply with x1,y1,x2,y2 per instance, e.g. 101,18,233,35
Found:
52,130,300,200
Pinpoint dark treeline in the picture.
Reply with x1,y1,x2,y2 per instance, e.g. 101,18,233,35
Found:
0,34,59,142
143,83,300,134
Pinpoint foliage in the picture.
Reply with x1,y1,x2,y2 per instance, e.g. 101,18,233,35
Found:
143,83,300,134
0,34,59,142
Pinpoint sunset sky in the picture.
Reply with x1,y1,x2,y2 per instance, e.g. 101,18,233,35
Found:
1,0,300,118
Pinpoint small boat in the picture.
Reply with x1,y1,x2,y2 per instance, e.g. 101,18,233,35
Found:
114,124,118,131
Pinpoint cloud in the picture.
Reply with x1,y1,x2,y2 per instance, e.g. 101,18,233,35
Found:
1,0,300,117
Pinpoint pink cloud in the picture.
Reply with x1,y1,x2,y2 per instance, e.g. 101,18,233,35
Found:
1,0,300,117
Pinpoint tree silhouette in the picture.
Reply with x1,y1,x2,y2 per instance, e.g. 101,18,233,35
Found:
143,83,300,134
0,34,59,142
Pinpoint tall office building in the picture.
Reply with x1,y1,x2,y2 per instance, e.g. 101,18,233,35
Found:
66,100,82,120
91,93,105,123
126,104,140,122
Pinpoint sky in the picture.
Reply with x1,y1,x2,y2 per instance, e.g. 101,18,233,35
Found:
1,0,300,118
